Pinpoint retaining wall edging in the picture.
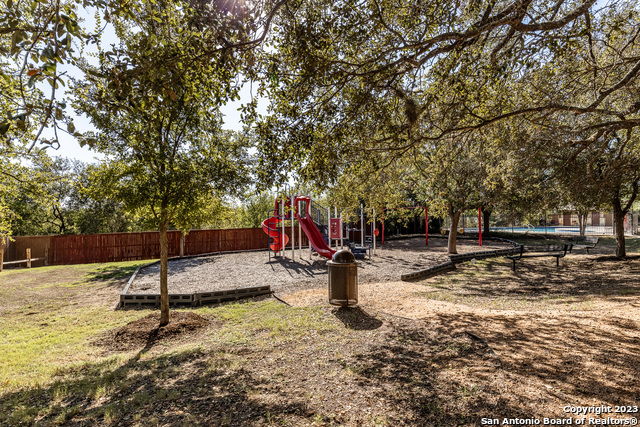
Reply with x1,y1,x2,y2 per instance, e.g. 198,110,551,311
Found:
400,237,522,282
119,251,271,309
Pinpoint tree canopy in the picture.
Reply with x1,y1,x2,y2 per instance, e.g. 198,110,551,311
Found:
252,0,640,253
73,0,259,325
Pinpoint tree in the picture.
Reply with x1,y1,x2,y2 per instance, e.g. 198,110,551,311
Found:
237,191,274,228
0,147,57,235
74,2,251,326
1,0,104,149
255,1,640,240
554,157,605,236
411,135,490,254
171,192,234,256
260,0,639,159
554,132,640,256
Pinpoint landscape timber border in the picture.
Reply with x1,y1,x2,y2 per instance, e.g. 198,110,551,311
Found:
400,236,522,281
119,249,271,308
120,236,523,306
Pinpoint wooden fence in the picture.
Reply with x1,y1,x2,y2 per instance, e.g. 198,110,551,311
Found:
3,226,311,267
4,236,51,268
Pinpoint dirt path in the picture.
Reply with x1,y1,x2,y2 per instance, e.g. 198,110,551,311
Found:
283,253,640,419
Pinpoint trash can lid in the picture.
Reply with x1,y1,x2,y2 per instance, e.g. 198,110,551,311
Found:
331,249,356,263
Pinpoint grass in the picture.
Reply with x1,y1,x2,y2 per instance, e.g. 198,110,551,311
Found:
0,261,151,391
1,249,639,426
417,236,640,310
201,301,336,347
0,296,347,426
0,261,345,425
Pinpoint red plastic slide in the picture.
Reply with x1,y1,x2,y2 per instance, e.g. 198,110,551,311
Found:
261,216,289,251
294,196,336,259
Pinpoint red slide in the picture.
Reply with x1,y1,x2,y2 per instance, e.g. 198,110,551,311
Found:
262,216,289,251
294,196,336,259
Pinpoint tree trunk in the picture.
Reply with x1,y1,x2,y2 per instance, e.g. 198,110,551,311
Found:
448,210,462,254
577,213,586,237
482,208,492,237
159,222,170,326
612,204,626,258
179,232,185,257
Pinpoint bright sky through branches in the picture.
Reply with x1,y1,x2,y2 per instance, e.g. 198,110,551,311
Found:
47,6,266,163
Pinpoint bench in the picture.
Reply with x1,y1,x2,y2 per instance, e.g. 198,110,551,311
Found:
568,236,599,254
505,244,572,271
349,244,371,259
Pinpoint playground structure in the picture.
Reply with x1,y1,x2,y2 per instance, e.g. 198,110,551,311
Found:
261,192,490,262
261,194,379,260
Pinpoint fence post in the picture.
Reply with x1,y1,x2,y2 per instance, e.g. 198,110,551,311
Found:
26,248,31,268
44,247,49,266
0,236,4,272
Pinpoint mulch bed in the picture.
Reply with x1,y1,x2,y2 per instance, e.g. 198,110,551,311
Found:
94,311,211,352
127,237,510,296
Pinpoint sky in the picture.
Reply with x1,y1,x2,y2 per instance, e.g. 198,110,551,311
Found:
52,85,262,163
48,6,268,164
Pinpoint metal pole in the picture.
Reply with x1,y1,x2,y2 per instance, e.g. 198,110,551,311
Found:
340,213,344,249
309,201,312,259
425,206,428,246
361,203,364,246
334,206,338,250
327,207,331,248
281,197,285,258
373,209,376,255
478,206,482,247
291,195,295,261
298,200,302,254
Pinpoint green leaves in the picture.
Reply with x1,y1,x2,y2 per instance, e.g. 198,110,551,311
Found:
10,30,23,55
0,122,10,136
72,0,254,227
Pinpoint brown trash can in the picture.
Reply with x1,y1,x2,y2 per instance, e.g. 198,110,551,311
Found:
327,249,358,306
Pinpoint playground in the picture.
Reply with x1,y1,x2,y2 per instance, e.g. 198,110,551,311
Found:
127,237,512,297
3,177,640,426
1,236,639,426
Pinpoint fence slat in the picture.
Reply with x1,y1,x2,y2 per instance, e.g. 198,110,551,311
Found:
40,228,269,265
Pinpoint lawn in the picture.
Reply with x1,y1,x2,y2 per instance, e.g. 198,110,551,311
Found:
1,240,639,426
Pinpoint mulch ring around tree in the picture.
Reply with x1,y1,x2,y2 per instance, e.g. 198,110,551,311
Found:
94,311,211,353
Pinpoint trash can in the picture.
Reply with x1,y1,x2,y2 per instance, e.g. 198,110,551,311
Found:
327,249,358,306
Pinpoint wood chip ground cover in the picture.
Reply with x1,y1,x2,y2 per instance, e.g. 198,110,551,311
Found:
0,237,639,426
127,237,510,295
